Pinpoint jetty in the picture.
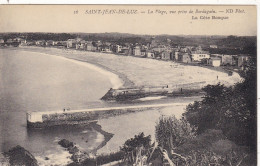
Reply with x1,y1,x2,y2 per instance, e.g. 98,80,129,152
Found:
27,103,188,128
101,81,206,101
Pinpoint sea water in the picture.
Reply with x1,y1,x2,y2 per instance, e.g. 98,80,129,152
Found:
0,49,114,164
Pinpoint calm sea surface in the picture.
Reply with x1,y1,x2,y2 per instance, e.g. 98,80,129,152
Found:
0,49,113,163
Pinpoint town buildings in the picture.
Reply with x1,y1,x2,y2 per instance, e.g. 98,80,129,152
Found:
0,35,251,70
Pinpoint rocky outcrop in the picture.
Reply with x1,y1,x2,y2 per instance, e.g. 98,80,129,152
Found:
4,145,38,166
58,139,88,163
58,139,74,149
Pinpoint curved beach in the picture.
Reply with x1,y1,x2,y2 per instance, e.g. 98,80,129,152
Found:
17,49,124,90
18,46,134,88
18,46,241,88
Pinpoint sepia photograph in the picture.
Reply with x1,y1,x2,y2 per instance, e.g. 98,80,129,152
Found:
0,5,257,166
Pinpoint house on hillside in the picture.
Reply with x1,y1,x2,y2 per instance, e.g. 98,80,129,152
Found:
140,45,147,50
67,39,76,48
118,48,129,55
35,40,46,46
146,51,155,58
195,45,203,51
154,51,162,59
91,45,97,51
238,55,250,67
161,51,171,60
133,46,141,56
13,37,23,43
180,47,190,53
75,40,86,50
46,40,55,46
210,45,218,48
25,41,35,46
140,50,146,57
75,38,83,43
14,38,27,46
86,42,94,51
101,45,112,53
191,50,210,62
96,41,102,47
150,38,158,48
0,39,4,46
56,41,67,47
222,54,236,66
75,43,80,49
116,45,122,53
6,39,13,44
174,51,180,61
152,45,167,52
178,53,191,63
80,40,86,49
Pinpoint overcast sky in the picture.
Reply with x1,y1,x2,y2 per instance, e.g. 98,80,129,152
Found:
0,5,257,36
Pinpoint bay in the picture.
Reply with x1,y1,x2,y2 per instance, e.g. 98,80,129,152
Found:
0,49,113,164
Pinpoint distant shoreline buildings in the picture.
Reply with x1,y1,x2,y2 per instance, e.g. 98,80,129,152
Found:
0,35,252,69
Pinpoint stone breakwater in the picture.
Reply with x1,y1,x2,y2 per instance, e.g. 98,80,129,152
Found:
27,103,188,128
101,81,206,101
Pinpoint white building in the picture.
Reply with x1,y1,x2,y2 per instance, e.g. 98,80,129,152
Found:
133,46,141,56
209,57,221,67
116,45,122,53
146,52,155,58
210,45,218,48
191,50,210,62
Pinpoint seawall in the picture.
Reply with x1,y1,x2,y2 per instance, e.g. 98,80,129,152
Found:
27,103,188,128
101,82,206,101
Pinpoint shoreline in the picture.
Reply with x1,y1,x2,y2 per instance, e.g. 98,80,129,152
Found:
64,57,135,88
89,122,114,154
23,46,241,86
2,46,242,88
7,46,134,88
3,46,241,88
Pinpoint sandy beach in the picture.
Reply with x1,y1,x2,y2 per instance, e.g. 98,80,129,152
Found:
17,46,241,88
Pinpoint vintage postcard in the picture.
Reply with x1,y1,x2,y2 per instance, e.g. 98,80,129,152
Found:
0,5,257,166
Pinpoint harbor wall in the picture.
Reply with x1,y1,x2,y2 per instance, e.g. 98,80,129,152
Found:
27,104,184,128
101,82,206,101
